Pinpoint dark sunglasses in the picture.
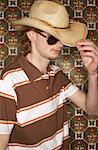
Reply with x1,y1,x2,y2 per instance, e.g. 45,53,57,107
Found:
36,31,59,45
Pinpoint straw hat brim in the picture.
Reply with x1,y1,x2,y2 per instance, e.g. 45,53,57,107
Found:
12,17,88,47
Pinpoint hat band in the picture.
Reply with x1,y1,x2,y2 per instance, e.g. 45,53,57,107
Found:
30,16,70,29
53,25,70,29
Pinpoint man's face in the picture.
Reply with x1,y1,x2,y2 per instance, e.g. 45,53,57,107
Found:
33,31,64,61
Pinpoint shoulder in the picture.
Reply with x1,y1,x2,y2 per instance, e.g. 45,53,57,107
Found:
1,55,29,90
1,56,21,79
0,56,22,89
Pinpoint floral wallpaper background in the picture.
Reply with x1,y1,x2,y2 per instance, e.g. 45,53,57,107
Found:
0,0,98,149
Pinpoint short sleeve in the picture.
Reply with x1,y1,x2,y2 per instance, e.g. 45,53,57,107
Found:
0,79,17,134
64,83,79,98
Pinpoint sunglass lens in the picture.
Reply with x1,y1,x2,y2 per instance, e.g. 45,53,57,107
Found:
47,36,59,45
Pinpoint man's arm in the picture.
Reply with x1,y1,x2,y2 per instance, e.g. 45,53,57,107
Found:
86,72,98,115
69,72,98,115
0,134,10,150
69,40,98,115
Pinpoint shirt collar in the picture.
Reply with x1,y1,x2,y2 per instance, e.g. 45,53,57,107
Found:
17,55,58,82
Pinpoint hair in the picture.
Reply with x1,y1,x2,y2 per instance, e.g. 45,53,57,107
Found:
18,26,42,55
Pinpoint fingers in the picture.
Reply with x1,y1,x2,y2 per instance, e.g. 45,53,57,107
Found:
76,40,98,74
78,49,98,63
76,40,98,56
77,46,98,56
76,39,96,48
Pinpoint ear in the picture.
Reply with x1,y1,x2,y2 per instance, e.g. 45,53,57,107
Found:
26,30,36,42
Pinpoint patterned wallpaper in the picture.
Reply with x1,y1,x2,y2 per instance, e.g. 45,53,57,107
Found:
0,0,98,149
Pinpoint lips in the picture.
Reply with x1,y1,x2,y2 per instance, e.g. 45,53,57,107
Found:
52,48,61,52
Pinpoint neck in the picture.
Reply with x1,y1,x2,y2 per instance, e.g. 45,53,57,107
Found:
26,52,50,74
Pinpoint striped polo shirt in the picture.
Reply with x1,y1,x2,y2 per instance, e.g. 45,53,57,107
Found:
0,55,78,150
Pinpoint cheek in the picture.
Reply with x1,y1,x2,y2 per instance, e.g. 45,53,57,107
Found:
35,37,51,56
35,37,46,49
36,40,48,51
36,42,48,56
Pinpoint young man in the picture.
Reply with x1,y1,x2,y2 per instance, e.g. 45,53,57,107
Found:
0,0,98,150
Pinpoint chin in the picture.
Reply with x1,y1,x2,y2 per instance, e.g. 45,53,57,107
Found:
49,55,59,60
47,51,61,60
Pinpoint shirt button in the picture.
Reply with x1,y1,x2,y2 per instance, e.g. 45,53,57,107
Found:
46,86,49,90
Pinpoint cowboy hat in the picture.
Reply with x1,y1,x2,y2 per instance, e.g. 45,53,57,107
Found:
12,0,88,47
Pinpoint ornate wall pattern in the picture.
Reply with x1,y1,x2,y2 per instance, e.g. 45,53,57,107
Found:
0,0,98,149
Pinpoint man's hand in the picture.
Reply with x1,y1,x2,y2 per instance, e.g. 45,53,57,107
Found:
76,40,98,75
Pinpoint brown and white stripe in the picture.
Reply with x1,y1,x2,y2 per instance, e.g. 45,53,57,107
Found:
0,55,79,150
7,122,69,150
